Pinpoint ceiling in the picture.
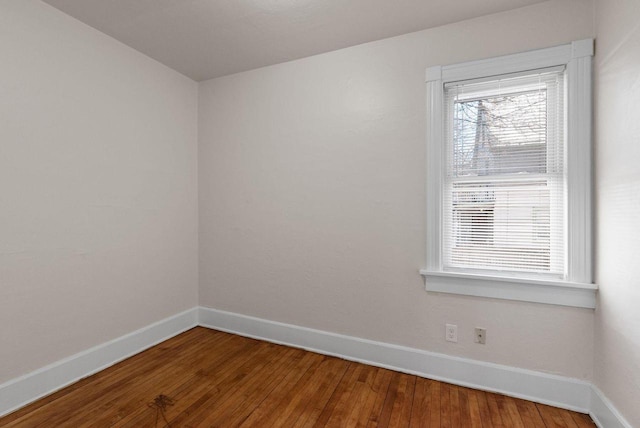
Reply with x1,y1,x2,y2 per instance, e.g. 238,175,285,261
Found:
42,0,547,81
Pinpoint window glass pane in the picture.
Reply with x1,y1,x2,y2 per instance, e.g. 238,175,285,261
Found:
451,89,548,176
443,179,563,274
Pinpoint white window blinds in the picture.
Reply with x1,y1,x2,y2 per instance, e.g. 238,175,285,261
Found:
443,68,566,278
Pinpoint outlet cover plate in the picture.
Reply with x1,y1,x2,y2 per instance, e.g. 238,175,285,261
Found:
446,324,458,343
475,327,487,344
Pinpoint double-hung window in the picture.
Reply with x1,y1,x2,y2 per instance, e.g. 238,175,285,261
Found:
422,40,597,308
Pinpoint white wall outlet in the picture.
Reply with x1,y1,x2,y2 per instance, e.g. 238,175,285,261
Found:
475,327,487,344
445,324,458,343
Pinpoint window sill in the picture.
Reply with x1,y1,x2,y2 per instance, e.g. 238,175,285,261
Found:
419,270,597,309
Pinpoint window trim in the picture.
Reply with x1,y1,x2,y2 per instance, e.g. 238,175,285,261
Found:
422,40,596,309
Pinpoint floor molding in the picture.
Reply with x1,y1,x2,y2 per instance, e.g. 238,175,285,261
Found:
1,305,632,428
0,307,198,418
198,307,592,413
590,385,633,428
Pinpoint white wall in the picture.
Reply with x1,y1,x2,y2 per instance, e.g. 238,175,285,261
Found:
198,0,595,380
0,1,198,383
594,0,640,425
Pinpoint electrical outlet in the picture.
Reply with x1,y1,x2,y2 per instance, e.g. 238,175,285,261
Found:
475,327,486,344
445,324,458,343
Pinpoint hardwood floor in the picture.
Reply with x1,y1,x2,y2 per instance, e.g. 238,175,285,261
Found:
0,327,595,427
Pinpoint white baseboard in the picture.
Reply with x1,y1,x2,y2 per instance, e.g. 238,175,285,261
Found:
0,307,198,418
590,386,633,428
198,307,591,413
1,305,633,428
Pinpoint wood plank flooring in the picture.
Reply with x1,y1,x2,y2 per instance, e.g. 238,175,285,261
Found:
0,327,596,427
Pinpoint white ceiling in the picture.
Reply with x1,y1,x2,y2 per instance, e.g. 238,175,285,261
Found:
42,0,547,81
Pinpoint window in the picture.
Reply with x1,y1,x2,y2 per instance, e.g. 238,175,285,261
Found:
421,40,597,308
445,69,564,275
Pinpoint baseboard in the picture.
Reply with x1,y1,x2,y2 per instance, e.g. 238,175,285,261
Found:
1,305,633,428
0,307,198,418
590,385,633,428
198,306,592,413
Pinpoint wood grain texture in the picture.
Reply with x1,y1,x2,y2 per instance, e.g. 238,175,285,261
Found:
0,327,596,427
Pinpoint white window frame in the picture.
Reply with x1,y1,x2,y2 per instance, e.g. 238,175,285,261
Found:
421,40,597,309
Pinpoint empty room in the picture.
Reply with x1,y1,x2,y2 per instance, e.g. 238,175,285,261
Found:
0,0,638,426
